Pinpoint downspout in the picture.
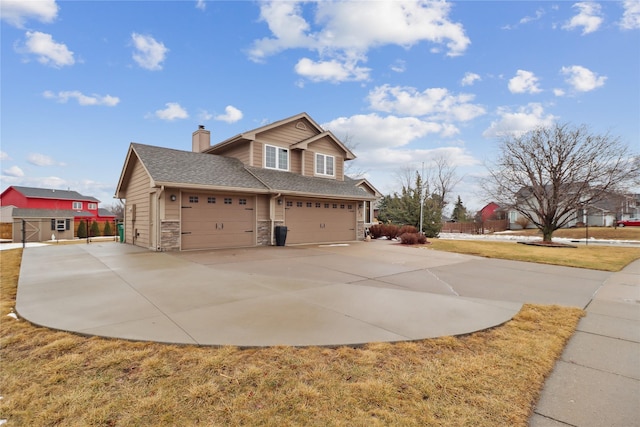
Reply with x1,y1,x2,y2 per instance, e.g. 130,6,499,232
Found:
157,186,164,251
270,193,281,245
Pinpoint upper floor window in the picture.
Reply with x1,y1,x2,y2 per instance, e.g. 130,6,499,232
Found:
72,201,82,210
265,144,289,171
88,203,97,210
315,153,335,177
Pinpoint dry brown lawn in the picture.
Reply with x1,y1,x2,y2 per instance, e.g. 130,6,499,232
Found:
1,248,585,426
428,239,640,271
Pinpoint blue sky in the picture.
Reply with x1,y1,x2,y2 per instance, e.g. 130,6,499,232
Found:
1,0,638,212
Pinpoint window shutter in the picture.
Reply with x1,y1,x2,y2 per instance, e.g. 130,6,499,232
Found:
66,219,71,230
51,219,56,230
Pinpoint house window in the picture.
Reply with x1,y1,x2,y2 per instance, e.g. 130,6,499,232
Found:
51,219,70,231
239,199,247,205
224,198,232,205
509,211,517,222
286,201,293,207
306,202,312,207
348,204,353,210
315,153,335,177
265,145,289,171
72,201,82,210
208,197,216,204
340,204,345,209
315,203,321,208
332,204,338,209
324,203,330,208
189,196,199,203
88,203,97,210
297,202,303,207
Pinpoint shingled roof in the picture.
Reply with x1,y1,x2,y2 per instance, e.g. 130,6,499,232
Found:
123,143,374,200
9,186,100,202
12,208,93,218
131,143,269,191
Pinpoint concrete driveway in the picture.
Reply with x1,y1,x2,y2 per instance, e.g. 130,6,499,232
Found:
15,240,610,347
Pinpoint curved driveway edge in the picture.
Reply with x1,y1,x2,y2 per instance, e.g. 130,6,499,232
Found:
15,240,610,347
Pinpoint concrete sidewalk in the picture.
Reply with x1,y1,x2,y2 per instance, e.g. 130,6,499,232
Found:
530,259,640,427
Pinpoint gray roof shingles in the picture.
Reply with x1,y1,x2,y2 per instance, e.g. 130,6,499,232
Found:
12,208,93,218
132,143,374,199
11,186,100,202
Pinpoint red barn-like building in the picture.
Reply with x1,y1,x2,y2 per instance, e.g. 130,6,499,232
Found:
0,186,116,242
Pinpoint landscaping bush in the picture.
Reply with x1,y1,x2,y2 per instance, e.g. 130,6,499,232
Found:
103,221,113,236
399,232,427,245
90,220,100,237
77,220,87,238
369,224,384,239
382,224,399,239
398,225,418,235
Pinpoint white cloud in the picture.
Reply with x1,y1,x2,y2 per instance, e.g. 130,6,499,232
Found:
0,0,58,28
249,1,470,83
483,103,557,138
43,90,120,106
390,59,406,73
563,2,603,35
324,114,444,150
502,8,545,30
151,103,189,121
195,0,206,11
553,88,566,97
214,106,243,123
294,57,370,82
561,65,606,92
20,31,74,68
367,84,486,123
619,0,640,30
2,166,24,177
460,72,481,86
131,33,168,71
198,110,214,122
508,70,542,94
0,151,9,161
27,153,65,167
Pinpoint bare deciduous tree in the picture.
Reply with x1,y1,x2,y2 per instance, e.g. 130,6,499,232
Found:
485,123,639,242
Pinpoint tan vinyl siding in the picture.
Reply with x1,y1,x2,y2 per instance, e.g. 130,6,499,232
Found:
164,188,180,220
253,142,264,168
290,150,302,174
124,158,151,248
256,194,270,221
257,119,317,145
212,141,251,164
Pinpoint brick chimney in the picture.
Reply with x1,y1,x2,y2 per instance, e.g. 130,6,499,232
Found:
192,125,210,152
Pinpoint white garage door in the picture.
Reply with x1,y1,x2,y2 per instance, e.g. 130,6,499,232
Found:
181,192,255,250
284,197,356,244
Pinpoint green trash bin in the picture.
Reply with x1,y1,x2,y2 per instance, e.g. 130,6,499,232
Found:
117,223,125,243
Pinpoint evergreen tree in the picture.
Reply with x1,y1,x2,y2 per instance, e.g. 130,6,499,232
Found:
451,196,468,222
90,220,100,237
77,220,87,238
103,221,112,236
377,171,442,237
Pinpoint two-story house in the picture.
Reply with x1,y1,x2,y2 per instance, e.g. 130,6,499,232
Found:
0,186,116,242
115,112,381,251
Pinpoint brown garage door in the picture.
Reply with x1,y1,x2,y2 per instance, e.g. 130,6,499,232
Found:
284,198,356,244
181,193,255,250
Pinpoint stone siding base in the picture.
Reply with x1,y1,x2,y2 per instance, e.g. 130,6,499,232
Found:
160,220,180,251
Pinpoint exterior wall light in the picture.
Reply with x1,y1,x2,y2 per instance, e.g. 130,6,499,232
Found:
170,195,177,202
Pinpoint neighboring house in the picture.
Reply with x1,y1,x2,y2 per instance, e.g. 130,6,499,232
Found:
477,202,504,222
115,112,381,251
0,186,116,242
506,186,636,229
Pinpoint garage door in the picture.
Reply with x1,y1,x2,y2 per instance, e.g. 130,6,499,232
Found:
284,197,356,244
181,193,255,250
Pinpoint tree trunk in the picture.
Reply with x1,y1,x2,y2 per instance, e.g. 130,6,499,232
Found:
542,228,553,242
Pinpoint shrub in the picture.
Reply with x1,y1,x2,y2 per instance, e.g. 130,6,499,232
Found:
77,220,87,239
90,220,100,237
399,232,427,245
369,224,384,239
398,225,418,235
103,221,113,236
382,224,399,239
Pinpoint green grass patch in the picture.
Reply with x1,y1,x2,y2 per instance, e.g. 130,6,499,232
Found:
428,239,640,271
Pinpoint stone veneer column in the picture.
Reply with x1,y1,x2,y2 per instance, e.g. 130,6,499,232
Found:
160,220,180,251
